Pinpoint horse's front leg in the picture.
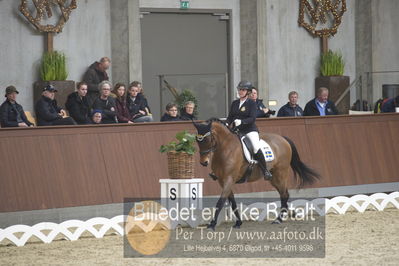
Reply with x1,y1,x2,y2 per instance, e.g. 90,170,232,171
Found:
207,176,234,231
228,192,242,229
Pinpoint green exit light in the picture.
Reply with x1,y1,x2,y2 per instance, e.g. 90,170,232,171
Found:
180,1,189,9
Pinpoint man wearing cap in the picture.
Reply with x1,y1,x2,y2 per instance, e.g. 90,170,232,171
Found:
226,80,272,180
35,85,76,126
0,86,34,128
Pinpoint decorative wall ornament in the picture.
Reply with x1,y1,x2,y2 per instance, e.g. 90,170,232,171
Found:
298,0,347,38
19,0,77,33
1,192,398,247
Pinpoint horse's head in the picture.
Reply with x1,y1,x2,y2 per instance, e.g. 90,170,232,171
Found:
193,121,215,167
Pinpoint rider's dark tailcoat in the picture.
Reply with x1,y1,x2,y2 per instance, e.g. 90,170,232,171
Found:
227,98,258,134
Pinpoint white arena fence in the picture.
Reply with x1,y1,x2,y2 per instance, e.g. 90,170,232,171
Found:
1,192,398,247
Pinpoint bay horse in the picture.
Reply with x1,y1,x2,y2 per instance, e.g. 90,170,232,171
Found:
193,118,320,230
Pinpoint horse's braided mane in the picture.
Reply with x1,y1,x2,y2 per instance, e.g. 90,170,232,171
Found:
206,117,236,134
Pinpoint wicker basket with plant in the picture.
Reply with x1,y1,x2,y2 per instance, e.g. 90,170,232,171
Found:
159,130,196,179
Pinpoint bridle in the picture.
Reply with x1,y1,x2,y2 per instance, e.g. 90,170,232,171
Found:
196,131,217,156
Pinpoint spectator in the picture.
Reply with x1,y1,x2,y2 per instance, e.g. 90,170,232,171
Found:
90,110,103,124
130,81,151,114
83,57,111,107
112,83,133,124
0,85,34,128
381,95,399,113
304,87,339,116
277,91,304,117
127,84,153,122
249,87,275,118
35,85,76,126
161,103,182,122
180,101,197,121
92,81,117,124
65,82,90,125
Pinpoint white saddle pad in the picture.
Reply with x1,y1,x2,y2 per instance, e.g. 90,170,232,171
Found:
241,137,275,164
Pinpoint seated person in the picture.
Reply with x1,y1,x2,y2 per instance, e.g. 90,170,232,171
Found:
161,103,182,122
90,110,103,124
304,87,339,116
65,82,91,125
130,81,151,114
277,91,304,117
381,95,399,113
92,81,117,124
249,87,275,118
112,83,133,124
180,101,197,120
127,83,153,122
35,85,76,126
0,85,34,128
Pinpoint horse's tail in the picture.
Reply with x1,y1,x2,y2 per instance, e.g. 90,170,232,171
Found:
283,136,320,188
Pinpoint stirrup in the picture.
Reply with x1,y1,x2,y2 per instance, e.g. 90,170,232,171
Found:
264,169,272,180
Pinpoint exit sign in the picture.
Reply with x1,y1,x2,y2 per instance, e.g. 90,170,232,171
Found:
180,1,189,9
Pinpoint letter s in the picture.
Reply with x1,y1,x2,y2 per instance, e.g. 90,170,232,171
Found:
192,187,197,200
170,188,177,200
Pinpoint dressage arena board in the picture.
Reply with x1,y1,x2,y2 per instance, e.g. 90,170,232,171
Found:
0,208,397,265
0,192,398,264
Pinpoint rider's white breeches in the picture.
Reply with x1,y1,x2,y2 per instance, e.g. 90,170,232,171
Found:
246,131,261,154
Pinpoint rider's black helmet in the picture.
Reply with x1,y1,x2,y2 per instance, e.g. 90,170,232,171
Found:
237,80,253,92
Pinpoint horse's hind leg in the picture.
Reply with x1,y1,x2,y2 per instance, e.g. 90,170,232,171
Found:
270,168,290,224
228,192,242,228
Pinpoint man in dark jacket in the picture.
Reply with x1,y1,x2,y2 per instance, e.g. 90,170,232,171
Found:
82,57,111,107
92,81,117,124
0,86,33,127
65,82,90,125
35,85,76,126
277,91,304,117
304,87,339,116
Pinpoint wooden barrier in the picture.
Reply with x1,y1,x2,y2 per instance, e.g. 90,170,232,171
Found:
0,114,398,212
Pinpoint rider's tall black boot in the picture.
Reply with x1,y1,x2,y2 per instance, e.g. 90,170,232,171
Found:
255,150,272,180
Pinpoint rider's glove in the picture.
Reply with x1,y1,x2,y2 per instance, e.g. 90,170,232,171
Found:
234,119,242,127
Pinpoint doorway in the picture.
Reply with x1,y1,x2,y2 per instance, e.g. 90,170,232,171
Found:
140,11,230,121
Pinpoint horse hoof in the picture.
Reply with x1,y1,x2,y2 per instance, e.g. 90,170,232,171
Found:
209,173,218,181
272,218,282,224
233,220,242,229
207,223,216,231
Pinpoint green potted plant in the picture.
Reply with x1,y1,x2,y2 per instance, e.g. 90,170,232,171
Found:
34,51,75,109
159,130,196,179
315,50,350,114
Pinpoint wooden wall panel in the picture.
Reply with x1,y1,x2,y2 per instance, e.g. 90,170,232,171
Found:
0,114,398,212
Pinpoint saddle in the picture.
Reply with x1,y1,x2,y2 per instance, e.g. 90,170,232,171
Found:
241,136,275,164
234,136,275,184
209,135,275,184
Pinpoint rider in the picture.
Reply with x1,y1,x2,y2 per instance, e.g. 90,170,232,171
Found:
226,80,272,180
